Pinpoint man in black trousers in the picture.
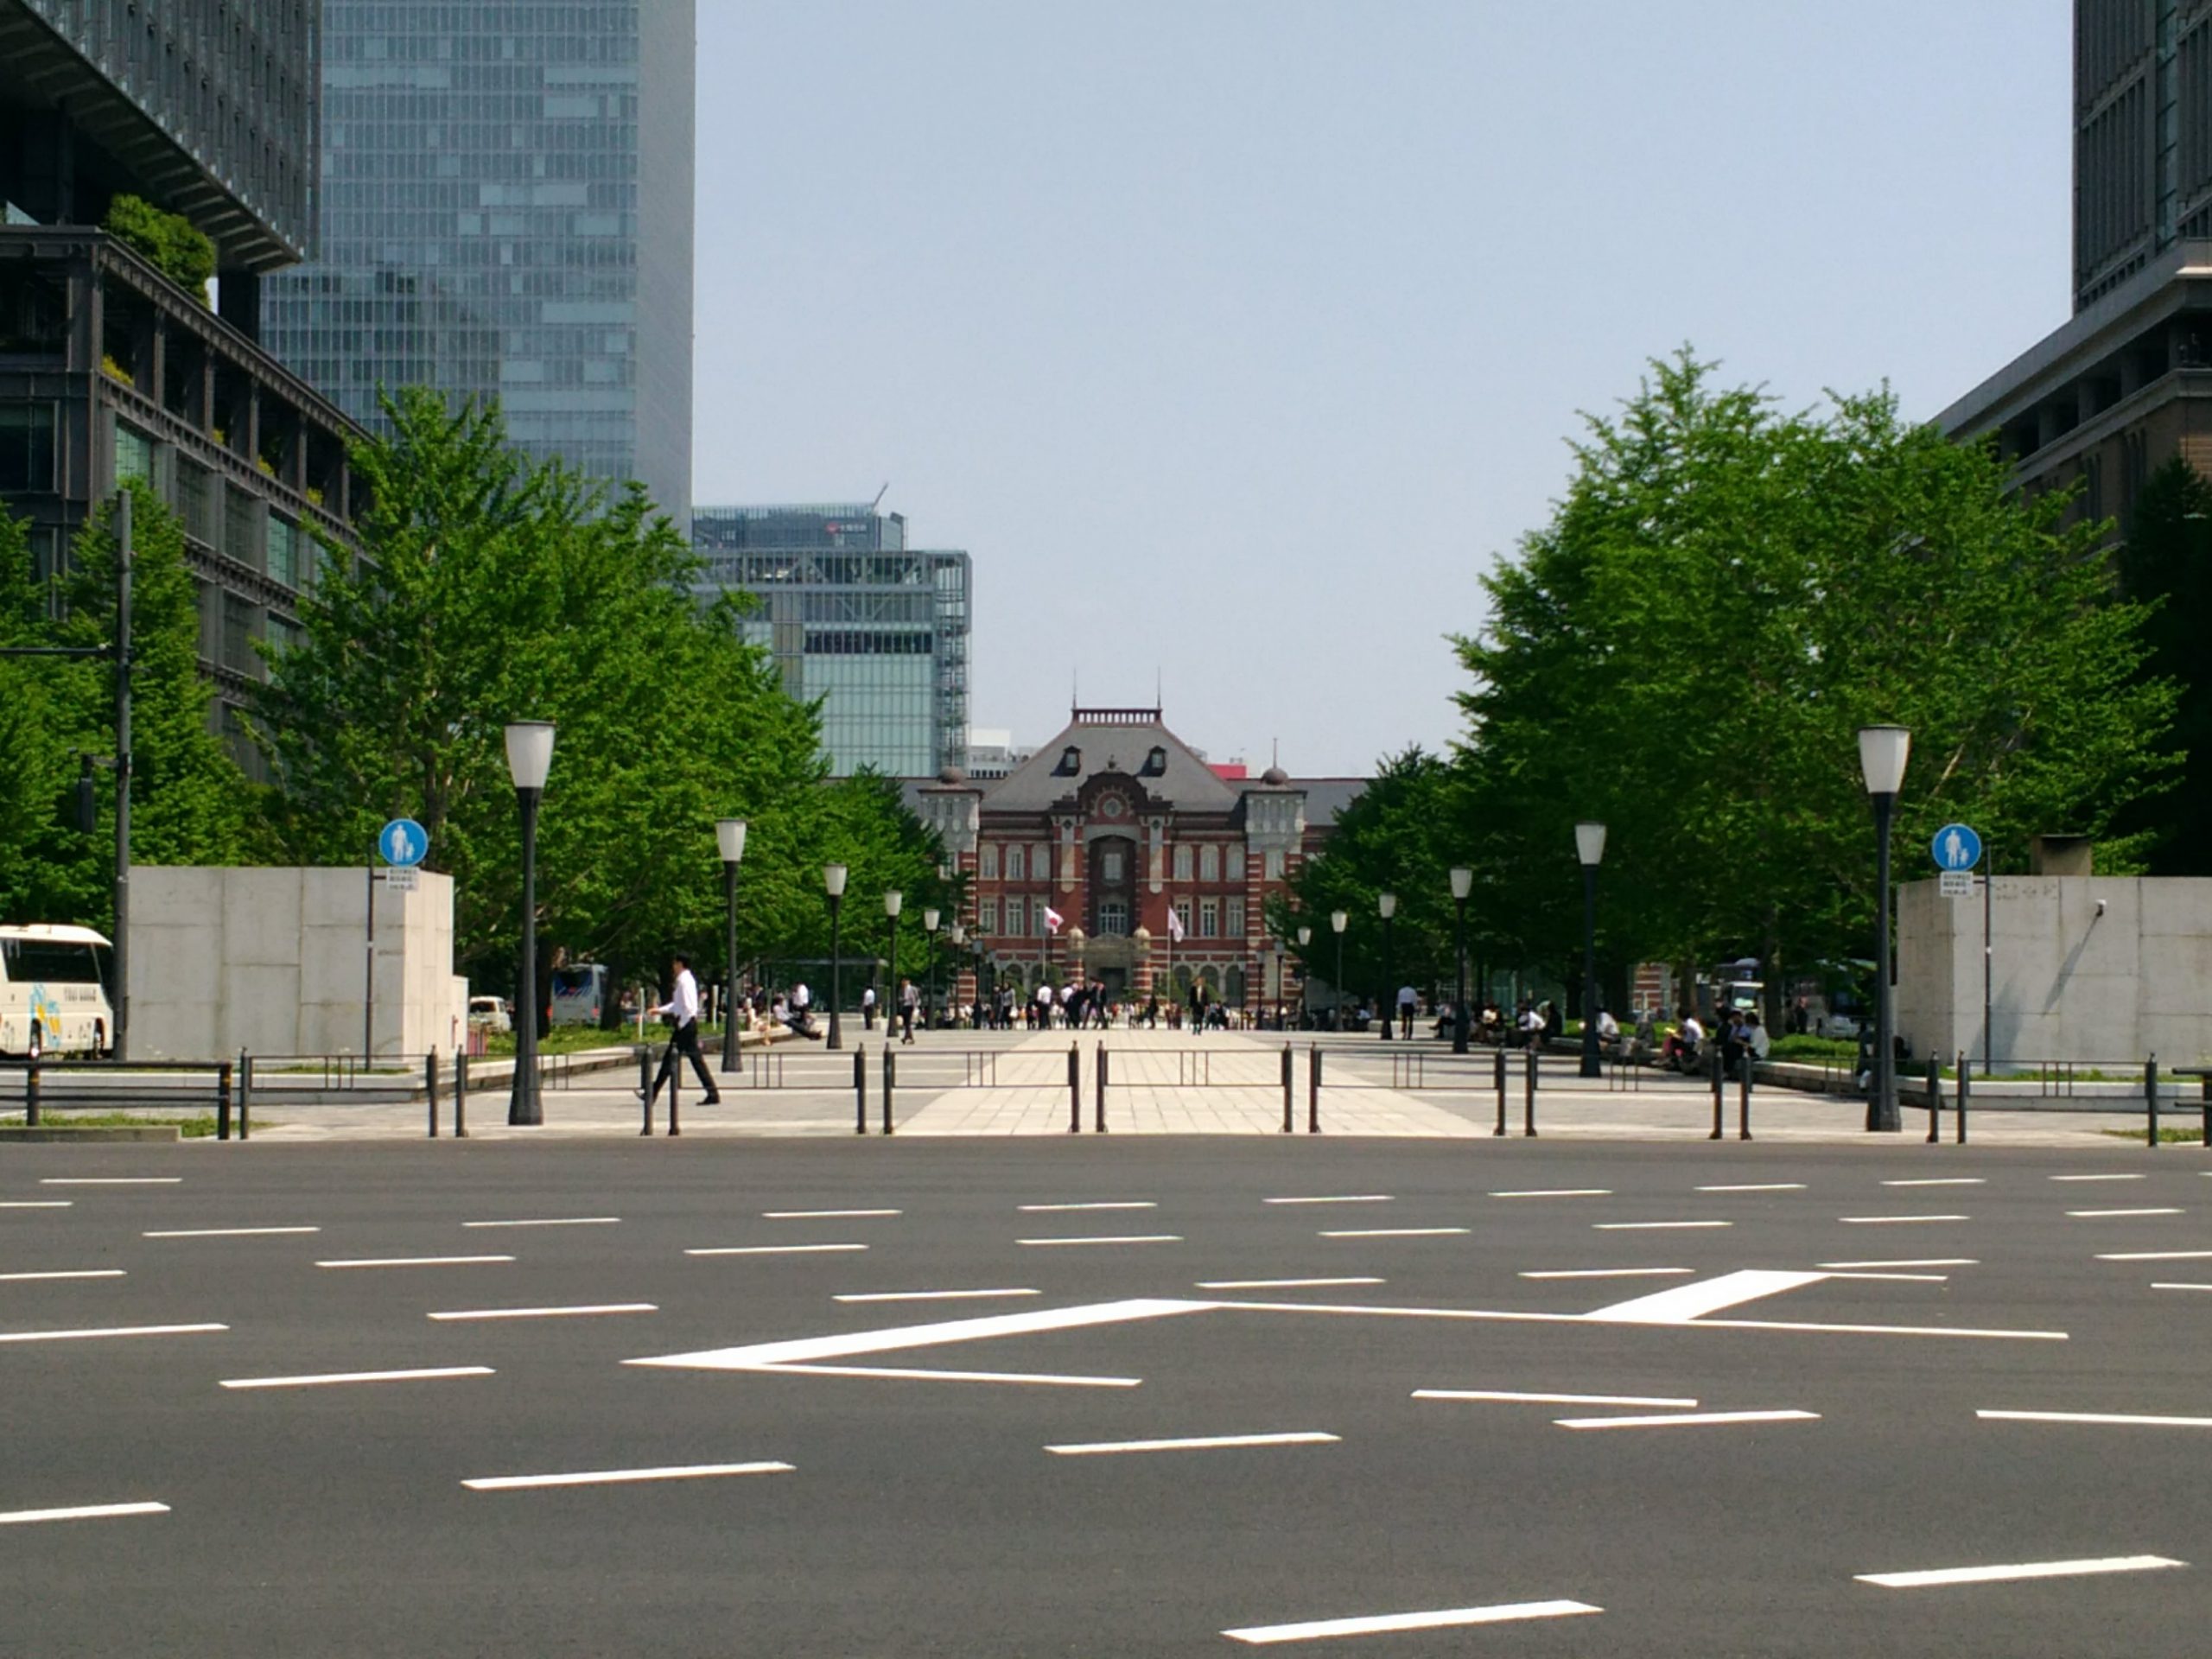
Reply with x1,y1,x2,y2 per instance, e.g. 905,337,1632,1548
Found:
640,951,721,1107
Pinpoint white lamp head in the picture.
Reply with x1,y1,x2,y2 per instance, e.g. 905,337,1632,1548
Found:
1858,725,1911,797
1377,891,1397,920
924,906,940,931
950,922,964,945
884,888,904,918
1574,821,1607,867
1449,866,1473,901
504,721,556,791
824,862,849,899
715,817,747,863
1297,925,1312,947
1331,909,1348,934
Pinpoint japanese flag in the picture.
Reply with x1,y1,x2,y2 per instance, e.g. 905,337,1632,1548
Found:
1043,906,1065,935
1166,906,1185,943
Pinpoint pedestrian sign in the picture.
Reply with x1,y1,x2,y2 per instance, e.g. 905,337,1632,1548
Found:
380,817,429,868
1938,870,1976,899
1931,823,1981,872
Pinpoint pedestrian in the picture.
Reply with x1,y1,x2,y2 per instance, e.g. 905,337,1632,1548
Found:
791,979,816,1039
898,975,918,1045
861,983,878,1032
639,952,720,1107
1035,982,1052,1030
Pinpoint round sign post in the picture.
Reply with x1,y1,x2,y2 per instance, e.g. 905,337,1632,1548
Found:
1929,823,1991,1075
368,818,431,1059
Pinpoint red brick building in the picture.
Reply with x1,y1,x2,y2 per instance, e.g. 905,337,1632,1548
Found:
912,707,1360,1013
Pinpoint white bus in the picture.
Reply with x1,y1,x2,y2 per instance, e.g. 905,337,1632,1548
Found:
0,925,116,1059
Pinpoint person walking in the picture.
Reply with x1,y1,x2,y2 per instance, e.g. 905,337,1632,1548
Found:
1396,982,1418,1040
639,952,720,1107
861,983,878,1032
898,975,918,1045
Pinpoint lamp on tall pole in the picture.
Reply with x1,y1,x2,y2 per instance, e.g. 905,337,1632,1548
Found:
883,887,903,1033
1295,925,1312,1028
1575,821,1606,1079
824,863,849,1051
715,817,747,1072
923,906,940,1031
1859,725,1911,1133
1449,867,1472,1053
1377,891,1396,1041
947,919,963,1026
504,721,555,1126
1330,909,1348,1032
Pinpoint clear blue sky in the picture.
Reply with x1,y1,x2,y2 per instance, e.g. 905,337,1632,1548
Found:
693,0,2073,777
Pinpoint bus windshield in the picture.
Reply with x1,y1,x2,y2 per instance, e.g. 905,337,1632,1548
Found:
3,938,109,988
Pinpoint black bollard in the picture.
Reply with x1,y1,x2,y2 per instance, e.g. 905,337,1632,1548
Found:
1523,1046,1537,1136
216,1061,232,1141
855,1046,868,1135
454,1051,467,1139
668,1052,681,1137
1709,1045,1723,1141
1068,1043,1080,1133
23,1056,38,1128
638,1044,654,1135
1095,1045,1107,1134
2146,1053,2159,1149
1494,1046,1507,1137
1925,1055,1940,1145
1309,1046,1321,1133
1281,1044,1294,1134
1955,1052,1967,1146
426,1050,441,1140
1738,1051,1752,1141
883,1046,896,1135
238,1054,252,1141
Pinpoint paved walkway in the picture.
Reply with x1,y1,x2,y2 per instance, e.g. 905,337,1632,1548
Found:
189,1028,2179,1147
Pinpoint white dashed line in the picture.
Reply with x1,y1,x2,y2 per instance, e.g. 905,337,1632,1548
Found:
461,1217,620,1229
0,1269,124,1282
1491,1189,1611,1198
762,1210,902,1220
0,1201,72,1209
1196,1277,1384,1290
1820,1258,1978,1269
1520,1268,1693,1280
316,1255,514,1268
1016,1235,1181,1247
1018,1202,1156,1212
464,1461,791,1491
1262,1196,1393,1205
835,1288,1040,1303
1883,1179,1984,1187
1826,1271,1949,1281
0,1502,168,1527
2152,1281,2212,1292
40,1178,181,1185
1319,1227,1468,1239
1857,1555,2184,1589
1046,1432,1338,1457
1593,1220,1731,1231
2097,1249,2212,1261
1696,1184,1803,1192
685,1244,868,1256
2052,1174,2148,1183
428,1304,657,1321
1840,1215,1969,1225
145,1226,319,1239
1557,1409,1819,1430
220,1366,494,1390
0,1323,224,1344
2068,1208,2182,1218
1414,1389,1698,1408
1223,1601,1601,1643
1979,1408,2212,1428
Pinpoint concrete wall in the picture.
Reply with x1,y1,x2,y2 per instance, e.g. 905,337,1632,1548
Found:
1897,875,2212,1066
130,868,468,1059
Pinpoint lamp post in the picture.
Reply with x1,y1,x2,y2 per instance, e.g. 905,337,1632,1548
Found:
825,864,849,1051
1574,822,1607,1078
1859,725,1910,1133
883,887,903,1037
504,721,555,1126
1295,924,1312,1028
1449,867,1472,1053
1330,909,1348,1032
947,919,963,1026
1377,892,1396,1041
716,817,747,1072
923,906,940,1031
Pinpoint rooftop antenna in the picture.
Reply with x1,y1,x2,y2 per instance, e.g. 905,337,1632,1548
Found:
1154,664,1162,711
1071,668,1079,715
868,482,889,515
1271,737,1280,770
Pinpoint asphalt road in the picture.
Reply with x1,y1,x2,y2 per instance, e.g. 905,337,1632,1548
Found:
5,1137,2211,1656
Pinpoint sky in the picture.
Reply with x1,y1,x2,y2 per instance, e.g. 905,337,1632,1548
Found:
692,0,2074,778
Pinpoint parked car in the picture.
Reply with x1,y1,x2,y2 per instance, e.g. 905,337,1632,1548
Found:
467,995,512,1034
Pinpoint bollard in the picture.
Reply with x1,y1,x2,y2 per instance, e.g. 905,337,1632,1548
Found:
639,1044,655,1136
1309,1046,1321,1133
23,1056,38,1128
1709,1046,1723,1141
454,1051,467,1139
1494,1047,1507,1136
1523,1046,1537,1136
1738,1051,1752,1141
1095,1045,1107,1134
1068,1042,1080,1133
2146,1053,2159,1149
2200,1071,2210,1151
1925,1055,1940,1146
238,1053,252,1141
883,1046,896,1135
668,1052,681,1138
234,1048,250,1142
216,1061,232,1141
426,1050,441,1140
1281,1044,1294,1134
1955,1052,1968,1146
855,1046,868,1135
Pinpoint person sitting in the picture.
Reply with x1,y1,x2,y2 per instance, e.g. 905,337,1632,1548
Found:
1662,1008,1704,1071
1596,1007,1621,1054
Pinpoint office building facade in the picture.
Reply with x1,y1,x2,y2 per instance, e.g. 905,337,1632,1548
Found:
693,505,970,778
2075,0,2212,310
261,2,695,526
0,0,365,757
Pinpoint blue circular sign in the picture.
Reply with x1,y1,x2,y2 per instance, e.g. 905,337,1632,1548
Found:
1931,823,1982,872
379,817,429,868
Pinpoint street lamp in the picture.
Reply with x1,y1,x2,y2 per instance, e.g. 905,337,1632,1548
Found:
947,918,963,1026
1859,725,1911,1132
882,888,902,1038
1296,924,1312,1028
1575,822,1606,1079
1377,891,1396,1041
825,863,849,1051
1449,867,1472,1053
715,817,747,1072
1330,908,1348,1033
924,906,941,1031
504,721,555,1126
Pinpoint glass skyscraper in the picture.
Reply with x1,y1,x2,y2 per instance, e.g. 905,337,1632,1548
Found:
260,2,694,525
693,505,972,778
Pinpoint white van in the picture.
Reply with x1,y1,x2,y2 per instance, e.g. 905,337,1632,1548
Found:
0,925,117,1058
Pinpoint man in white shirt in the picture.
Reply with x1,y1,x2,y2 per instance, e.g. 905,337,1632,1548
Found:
861,984,878,1031
640,952,720,1106
1396,983,1418,1040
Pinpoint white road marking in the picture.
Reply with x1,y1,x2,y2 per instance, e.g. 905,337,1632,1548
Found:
1017,1202,1157,1212
429,1304,657,1321
1197,1277,1385,1290
2052,1173,2148,1183
0,1502,168,1527
1592,1220,1731,1230
1046,1432,1338,1456
1697,1183,1803,1192
1821,1258,1979,1269
1414,1389,1698,1408
0,1269,124,1282
1588,1270,1827,1324
1262,1195,1393,1205
0,1323,223,1344
762,1209,902,1219
684,1244,868,1256
1491,1188,1611,1198
834,1288,1041,1303
763,1363,1141,1386
1223,1600,1601,1643
220,1366,494,1389
145,1226,319,1238
1217,1297,2064,1340
0,1200,72,1208
1840,1215,1970,1224
1319,1226,1468,1239
1884,1179,1985,1187
316,1255,514,1268
461,1217,620,1229
2153,1281,2212,1292
1520,1268,1693,1280
2068,1208,2183,1218
1558,1408,1819,1430
1015,1235,1181,1247
1826,1271,1949,1281
1979,1408,2212,1428
1857,1555,2184,1589
39,1178,181,1185
2098,1249,2212,1261
464,1461,791,1491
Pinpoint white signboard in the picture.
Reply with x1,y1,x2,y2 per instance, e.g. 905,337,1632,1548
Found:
1938,870,1975,899
380,867,419,892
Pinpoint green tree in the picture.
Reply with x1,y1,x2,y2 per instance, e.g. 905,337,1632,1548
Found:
103,194,215,301
2113,457,2212,874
